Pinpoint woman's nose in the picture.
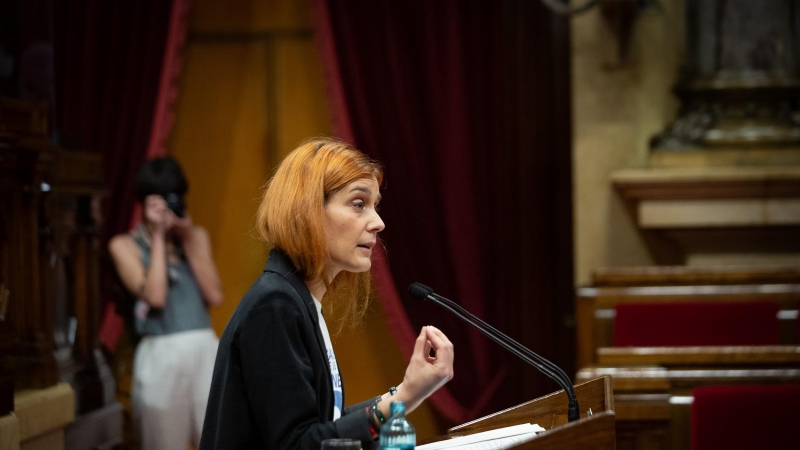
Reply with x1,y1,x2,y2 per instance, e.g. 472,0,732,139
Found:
369,210,385,232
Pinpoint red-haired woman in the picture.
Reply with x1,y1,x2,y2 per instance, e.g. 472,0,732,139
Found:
199,138,454,449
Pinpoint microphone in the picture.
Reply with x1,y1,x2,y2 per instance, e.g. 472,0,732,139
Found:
408,282,580,423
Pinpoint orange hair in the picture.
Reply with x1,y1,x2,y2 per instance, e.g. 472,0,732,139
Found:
257,137,383,329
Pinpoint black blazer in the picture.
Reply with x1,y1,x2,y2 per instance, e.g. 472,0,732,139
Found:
199,249,375,449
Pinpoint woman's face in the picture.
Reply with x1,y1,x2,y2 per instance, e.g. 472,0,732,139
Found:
324,177,385,279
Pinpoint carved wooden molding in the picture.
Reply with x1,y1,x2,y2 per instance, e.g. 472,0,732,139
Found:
598,345,800,366
612,167,800,201
592,264,800,286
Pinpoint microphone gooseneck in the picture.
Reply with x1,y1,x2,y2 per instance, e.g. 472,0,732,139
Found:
408,282,580,423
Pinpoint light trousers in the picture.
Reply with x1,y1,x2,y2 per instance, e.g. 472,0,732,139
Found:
133,328,218,450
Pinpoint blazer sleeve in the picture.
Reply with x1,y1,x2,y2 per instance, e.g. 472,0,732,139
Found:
344,397,376,415
238,287,374,449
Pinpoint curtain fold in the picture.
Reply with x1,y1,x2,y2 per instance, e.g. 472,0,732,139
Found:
55,0,191,351
313,0,574,424
314,3,470,423
55,0,179,239
131,0,193,228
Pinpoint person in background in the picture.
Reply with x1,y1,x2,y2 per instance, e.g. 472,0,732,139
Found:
199,137,454,450
109,156,223,450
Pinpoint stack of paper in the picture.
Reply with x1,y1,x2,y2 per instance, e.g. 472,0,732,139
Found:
417,423,546,450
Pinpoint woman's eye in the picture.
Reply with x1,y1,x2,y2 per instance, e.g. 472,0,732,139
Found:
375,204,381,213
352,201,365,210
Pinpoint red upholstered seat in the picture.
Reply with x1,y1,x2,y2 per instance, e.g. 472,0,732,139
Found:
614,301,780,347
692,385,800,450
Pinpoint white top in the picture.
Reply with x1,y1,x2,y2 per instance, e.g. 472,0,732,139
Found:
312,295,343,420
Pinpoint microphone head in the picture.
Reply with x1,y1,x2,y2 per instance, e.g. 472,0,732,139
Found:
408,282,434,299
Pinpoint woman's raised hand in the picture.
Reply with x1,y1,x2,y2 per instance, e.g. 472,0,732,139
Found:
143,195,175,236
170,213,194,241
398,326,454,413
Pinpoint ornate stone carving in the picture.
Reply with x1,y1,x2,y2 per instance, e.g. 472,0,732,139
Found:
653,0,800,150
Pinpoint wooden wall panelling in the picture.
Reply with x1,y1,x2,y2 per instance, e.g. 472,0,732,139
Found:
0,98,60,393
1,97,120,449
46,150,116,416
49,152,123,450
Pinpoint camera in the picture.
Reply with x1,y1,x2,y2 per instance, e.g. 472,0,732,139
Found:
164,193,186,218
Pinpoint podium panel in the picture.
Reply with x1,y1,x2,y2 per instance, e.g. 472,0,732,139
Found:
422,377,616,450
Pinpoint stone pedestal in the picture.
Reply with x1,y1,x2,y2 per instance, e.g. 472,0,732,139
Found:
621,1,800,266
4,383,75,450
0,413,20,450
612,164,800,265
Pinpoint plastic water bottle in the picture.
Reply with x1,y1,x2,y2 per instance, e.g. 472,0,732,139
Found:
379,401,415,450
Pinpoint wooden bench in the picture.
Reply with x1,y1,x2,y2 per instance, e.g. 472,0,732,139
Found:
577,346,800,450
576,283,800,369
575,266,800,450
592,265,800,287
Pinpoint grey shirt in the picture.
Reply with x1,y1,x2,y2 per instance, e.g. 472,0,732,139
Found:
132,225,212,336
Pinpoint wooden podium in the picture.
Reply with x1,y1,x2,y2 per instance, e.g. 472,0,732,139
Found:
423,376,616,449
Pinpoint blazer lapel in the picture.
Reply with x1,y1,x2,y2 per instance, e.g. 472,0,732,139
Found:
263,249,334,394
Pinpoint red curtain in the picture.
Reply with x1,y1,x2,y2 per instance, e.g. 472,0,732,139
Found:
313,0,574,424
55,0,177,239
54,0,191,351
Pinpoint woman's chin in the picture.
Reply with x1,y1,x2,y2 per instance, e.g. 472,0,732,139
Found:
351,261,373,273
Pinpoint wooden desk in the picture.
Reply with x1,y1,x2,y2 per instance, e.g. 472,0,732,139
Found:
577,346,800,450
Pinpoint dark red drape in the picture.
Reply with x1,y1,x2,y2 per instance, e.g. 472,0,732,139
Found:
54,0,174,239
313,0,574,424
54,0,190,352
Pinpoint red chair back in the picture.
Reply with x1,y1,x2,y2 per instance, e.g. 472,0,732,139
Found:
614,301,780,347
692,385,800,450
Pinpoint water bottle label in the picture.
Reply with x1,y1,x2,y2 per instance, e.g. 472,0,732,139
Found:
379,434,415,450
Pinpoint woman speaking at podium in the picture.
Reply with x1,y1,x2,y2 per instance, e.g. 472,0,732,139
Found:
199,138,455,449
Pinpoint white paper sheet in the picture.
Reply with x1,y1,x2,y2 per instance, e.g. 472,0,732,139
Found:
416,423,546,450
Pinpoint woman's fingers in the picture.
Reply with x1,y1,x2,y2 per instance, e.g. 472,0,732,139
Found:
424,326,454,365
423,338,433,357
411,326,428,358
425,344,435,363
425,325,452,347
144,195,171,231
400,326,456,413
414,326,454,378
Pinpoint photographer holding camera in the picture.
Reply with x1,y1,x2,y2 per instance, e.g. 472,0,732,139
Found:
109,156,223,450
